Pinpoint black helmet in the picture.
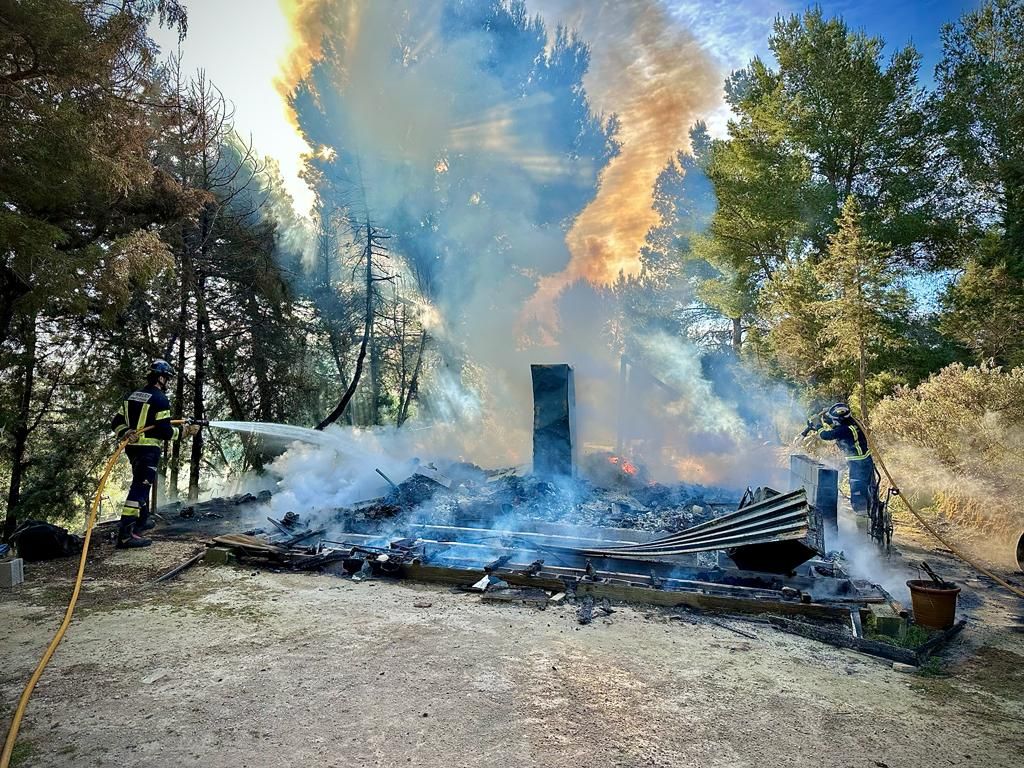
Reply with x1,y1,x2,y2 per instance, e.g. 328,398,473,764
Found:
826,402,851,423
150,359,175,379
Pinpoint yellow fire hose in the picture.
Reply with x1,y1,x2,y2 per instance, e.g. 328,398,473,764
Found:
0,421,190,768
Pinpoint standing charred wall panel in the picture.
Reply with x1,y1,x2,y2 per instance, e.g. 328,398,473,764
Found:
531,364,577,478
790,454,838,551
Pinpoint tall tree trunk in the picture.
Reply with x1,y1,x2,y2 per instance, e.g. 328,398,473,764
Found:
731,316,742,355
169,275,189,500
369,323,380,425
316,220,375,430
188,270,206,501
324,317,350,392
3,318,36,541
397,329,427,426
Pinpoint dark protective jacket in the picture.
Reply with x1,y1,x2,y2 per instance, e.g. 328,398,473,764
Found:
110,385,180,448
816,418,871,462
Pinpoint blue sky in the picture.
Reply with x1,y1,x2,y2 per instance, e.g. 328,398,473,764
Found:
816,0,978,80
671,0,979,82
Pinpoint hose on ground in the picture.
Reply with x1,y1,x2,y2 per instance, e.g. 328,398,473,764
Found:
0,421,186,768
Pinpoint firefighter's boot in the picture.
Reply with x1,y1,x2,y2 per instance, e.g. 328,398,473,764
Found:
116,517,151,549
136,510,156,532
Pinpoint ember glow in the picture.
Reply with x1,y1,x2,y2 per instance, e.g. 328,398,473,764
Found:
608,456,640,476
674,456,708,481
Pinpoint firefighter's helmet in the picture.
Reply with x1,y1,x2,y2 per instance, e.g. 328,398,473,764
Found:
149,359,175,379
825,402,852,424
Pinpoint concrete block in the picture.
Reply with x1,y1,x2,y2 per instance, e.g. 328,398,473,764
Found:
203,547,235,566
867,603,908,640
790,454,839,551
0,558,24,588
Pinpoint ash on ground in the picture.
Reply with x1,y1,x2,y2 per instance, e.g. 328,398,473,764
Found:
331,454,741,535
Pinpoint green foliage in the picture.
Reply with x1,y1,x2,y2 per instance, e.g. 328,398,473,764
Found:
2,0,1023,548
757,259,825,388
684,6,953,369
0,0,192,534
815,197,911,415
935,0,1024,255
872,362,1024,555
935,0,1024,366
940,240,1024,366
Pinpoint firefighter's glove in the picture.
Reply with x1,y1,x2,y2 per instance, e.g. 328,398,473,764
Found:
182,423,201,438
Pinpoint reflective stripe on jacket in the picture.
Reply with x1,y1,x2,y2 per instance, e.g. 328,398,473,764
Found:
816,419,871,461
110,385,179,446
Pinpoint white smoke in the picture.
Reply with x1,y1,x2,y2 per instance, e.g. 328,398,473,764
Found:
262,424,469,518
274,0,802,490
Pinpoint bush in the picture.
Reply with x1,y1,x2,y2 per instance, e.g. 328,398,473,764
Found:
871,362,1024,564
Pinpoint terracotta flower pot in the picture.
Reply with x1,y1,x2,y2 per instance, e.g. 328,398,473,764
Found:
907,579,960,630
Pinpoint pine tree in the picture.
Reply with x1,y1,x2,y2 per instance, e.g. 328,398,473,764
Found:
814,197,910,421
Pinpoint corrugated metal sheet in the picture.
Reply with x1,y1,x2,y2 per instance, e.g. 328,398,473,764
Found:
577,488,824,573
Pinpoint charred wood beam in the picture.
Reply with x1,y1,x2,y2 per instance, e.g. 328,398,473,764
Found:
767,616,966,665
398,562,850,621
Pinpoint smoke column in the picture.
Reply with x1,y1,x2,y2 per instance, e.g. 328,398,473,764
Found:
525,0,721,314
272,0,793,488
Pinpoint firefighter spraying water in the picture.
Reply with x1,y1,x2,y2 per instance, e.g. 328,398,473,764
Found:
109,360,202,549
802,402,896,551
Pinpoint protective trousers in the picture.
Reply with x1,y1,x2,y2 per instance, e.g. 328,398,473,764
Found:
847,455,876,516
120,446,160,538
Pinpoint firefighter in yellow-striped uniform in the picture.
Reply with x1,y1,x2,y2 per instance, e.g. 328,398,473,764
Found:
110,360,200,548
805,402,876,516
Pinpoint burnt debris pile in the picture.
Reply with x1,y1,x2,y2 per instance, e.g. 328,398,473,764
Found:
325,457,739,536
163,358,970,666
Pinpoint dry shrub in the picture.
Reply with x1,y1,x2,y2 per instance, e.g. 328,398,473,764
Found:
872,362,1024,567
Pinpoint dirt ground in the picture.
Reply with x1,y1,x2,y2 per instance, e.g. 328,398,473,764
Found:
2,530,1023,768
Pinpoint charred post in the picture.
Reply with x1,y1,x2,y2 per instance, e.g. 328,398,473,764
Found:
531,364,577,479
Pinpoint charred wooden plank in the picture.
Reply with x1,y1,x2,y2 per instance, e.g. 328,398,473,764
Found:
768,616,919,664
484,554,513,573
398,562,849,620
481,587,550,606
211,533,287,554
576,581,848,621
266,517,291,535
916,620,967,661
284,528,326,548
577,595,594,624
151,549,205,584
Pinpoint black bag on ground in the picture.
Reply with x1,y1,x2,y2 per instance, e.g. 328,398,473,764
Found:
10,520,83,561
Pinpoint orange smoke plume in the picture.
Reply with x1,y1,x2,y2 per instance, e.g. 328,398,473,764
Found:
530,0,722,286
279,0,722,298
276,0,360,126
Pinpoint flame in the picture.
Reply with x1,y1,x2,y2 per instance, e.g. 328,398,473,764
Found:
608,455,638,476
524,0,722,297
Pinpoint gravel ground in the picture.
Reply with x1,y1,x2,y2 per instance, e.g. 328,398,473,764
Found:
1,533,1023,768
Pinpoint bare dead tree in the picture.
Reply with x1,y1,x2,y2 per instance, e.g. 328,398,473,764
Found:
315,216,394,430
